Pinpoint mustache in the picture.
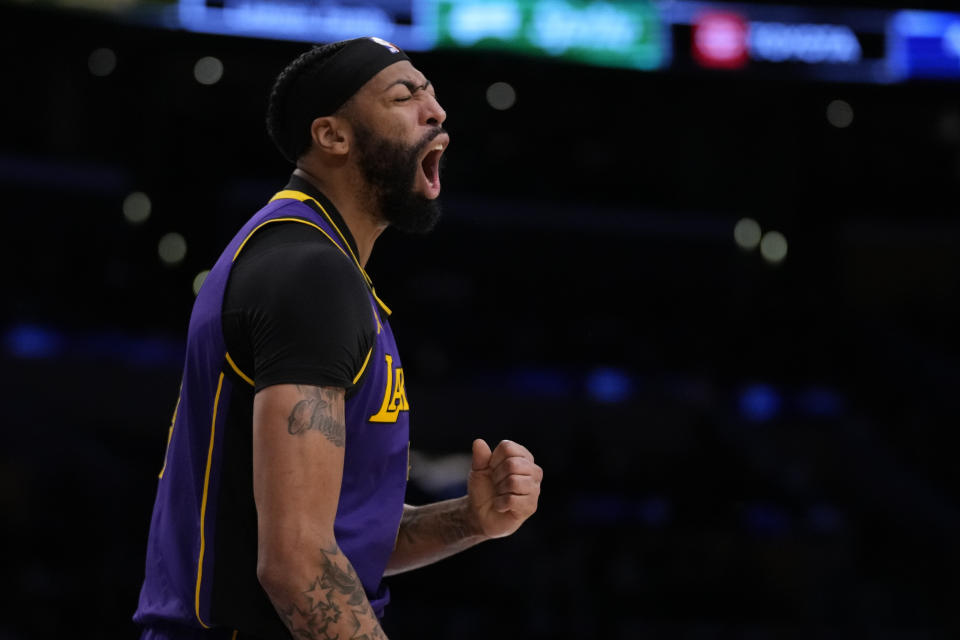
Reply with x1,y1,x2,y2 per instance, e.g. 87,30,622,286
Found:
412,126,447,157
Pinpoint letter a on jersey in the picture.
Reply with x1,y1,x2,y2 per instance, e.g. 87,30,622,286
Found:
369,353,409,423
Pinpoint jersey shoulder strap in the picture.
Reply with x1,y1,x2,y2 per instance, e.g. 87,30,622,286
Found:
267,190,392,317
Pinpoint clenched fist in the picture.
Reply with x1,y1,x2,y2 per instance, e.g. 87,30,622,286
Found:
467,439,543,539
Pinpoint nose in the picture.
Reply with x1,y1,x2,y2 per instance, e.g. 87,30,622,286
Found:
423,93,446,127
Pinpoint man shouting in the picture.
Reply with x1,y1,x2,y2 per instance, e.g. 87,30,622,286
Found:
133,37,543,640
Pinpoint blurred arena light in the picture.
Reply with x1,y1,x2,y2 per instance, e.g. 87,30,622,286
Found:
692,11,750,70
5,324,185,367
507,367,576,397
744,501,791,537
158,232,188,266
586,367,634,404
637,495,672,527
485,82,517,110
193,56,224,85
760,230,788,264
4,324,64,359
797,387,845,418
806,503,845,534
407,450,471,498
88,47,117,77
888,10,960,81
733,217,762,250
739,383,781,422
192,270,210,296
122,191,151,224
569,493,673,527
826,99,854,128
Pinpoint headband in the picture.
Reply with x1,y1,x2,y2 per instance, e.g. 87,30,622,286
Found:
282,37,410,159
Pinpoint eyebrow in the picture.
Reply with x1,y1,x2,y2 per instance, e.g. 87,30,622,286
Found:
386,78,433,94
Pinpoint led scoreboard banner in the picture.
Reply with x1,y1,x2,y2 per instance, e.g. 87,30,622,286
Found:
663,1,892,83
426,0,668,71
173,0,671,71
888,11,960,80
33,0,960,83
175,0,427,49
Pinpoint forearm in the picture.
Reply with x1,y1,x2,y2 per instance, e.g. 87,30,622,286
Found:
259,541,387,640
384,496,489,576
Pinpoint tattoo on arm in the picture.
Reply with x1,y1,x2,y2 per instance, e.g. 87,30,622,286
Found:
287,386,345,447
399,502,478,547
277,544,387,640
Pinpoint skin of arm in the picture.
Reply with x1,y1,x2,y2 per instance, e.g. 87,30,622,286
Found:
385,439,543,576
253,383,387,640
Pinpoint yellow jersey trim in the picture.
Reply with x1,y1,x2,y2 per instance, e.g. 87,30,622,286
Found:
232,217,347,264
225,352,254,387
371,289,392,316
269,190,369,282
195,371,225,629
370,301,383,335
353,347,374,385
158,390,181,480
268,190,392,317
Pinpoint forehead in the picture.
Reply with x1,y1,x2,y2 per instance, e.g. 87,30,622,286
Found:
364,60,428,93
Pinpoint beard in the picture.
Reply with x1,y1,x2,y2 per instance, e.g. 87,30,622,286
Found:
351,121,445,234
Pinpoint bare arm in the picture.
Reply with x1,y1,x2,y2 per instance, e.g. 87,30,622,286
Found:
254,383,387,639
385,439,543,576
384,498,487,576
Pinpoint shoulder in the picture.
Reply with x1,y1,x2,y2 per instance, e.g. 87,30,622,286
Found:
226,221,371,322
235,221,363,285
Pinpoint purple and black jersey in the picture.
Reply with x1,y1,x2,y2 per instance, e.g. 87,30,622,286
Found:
134,180,410,639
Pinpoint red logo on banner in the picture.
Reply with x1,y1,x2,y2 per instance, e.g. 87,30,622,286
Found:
693,12,749,70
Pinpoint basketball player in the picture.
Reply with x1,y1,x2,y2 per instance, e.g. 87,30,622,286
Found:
133,38,543,640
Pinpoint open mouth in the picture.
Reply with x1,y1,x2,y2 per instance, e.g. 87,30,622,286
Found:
418,134,448,199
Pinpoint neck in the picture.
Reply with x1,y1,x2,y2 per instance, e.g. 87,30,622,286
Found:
292,165,387,268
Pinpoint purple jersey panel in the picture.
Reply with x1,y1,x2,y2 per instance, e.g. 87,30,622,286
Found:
135,193,410,637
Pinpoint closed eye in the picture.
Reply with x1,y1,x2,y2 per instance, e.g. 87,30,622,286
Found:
387,78,433,100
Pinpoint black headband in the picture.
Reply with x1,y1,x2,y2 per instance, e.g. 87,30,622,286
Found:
283,37,410,158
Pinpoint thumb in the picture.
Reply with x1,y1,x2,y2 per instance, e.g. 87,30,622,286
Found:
471,438,492,471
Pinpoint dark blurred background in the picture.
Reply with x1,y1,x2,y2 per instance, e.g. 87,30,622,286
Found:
1,0,959,637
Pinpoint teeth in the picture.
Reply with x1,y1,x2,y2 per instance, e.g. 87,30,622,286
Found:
433,144,444,151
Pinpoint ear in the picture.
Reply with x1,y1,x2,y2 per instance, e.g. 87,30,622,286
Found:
309,116,350,156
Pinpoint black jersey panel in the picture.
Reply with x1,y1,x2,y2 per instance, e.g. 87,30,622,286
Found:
208,385,289,640
222,222,377,393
